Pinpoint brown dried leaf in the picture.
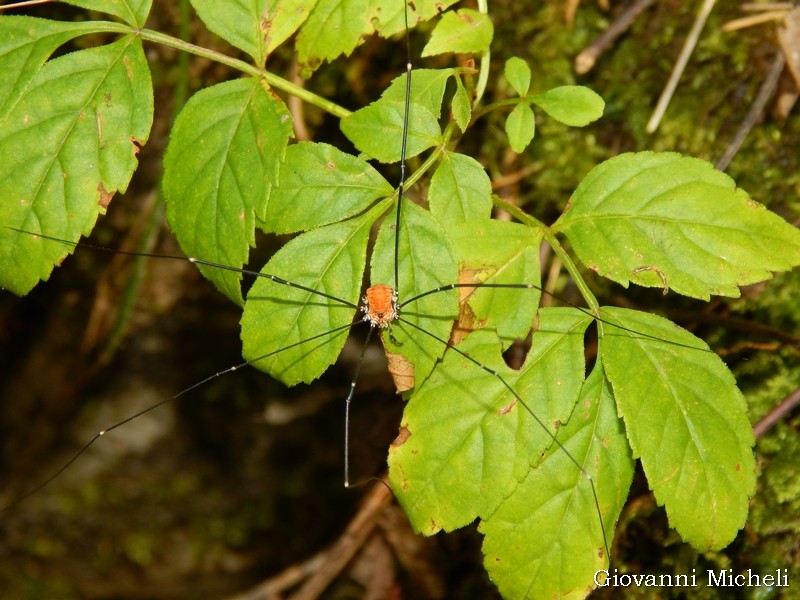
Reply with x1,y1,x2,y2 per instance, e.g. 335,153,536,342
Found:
382,336,415,393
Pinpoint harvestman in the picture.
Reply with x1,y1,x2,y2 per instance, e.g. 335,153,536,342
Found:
0,0,689,571
0,2,777,598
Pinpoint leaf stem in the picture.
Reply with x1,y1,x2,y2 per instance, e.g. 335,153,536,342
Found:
492,196,602,320
545,233,601,320
471,98,522,124
101,22,351,119
401,120,458,192
473,0,491,106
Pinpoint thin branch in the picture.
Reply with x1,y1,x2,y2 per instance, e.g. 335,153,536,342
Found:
646,0,718,133
716,46,785,171
574,0,657,75
754,388,800,439
226,481,393,600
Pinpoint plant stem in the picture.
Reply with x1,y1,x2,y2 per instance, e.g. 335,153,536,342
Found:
545,233,601,320
402,121,458,192
492,196,602,321
101,22,351,119
471,98,522,125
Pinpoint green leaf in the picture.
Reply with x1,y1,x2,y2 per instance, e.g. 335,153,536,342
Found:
451,76,471,132
530,85,604,126
0,35,153,295
505,102,535,153
240,201,387,386
341,99,441,163
421,9,493,57
341,69,451,163
504,56,531,97
450,220,542,344
481,360,635,600
373,201,459,388
264,0,319,54
62,0,152,27
601,306,757,550
379,69,454,118
191,0,314,64
429,151,492,225
265,142,393,234
0,16,110,119
296,0,458,74
554,152,800,299
389,308,591,533
374,0,459,38
163,78,293,306
296,0,391,71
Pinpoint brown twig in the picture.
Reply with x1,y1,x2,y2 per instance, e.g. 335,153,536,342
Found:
0,0,53,10
715,46,785,171
754,388,800,439
647,0,718,133
574,0,657,75
226,480,394,600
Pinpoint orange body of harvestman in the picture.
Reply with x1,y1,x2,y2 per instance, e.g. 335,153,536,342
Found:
361,284,399,329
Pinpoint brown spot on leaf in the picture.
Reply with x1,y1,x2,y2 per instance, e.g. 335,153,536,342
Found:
392,426,411,447
458,11,474,24
97,182,114,210
123,55,133,79
450,268,486,345
499,399,516,415
131,136,143,157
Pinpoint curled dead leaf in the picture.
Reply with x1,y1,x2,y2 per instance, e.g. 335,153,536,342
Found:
382,334,414,393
